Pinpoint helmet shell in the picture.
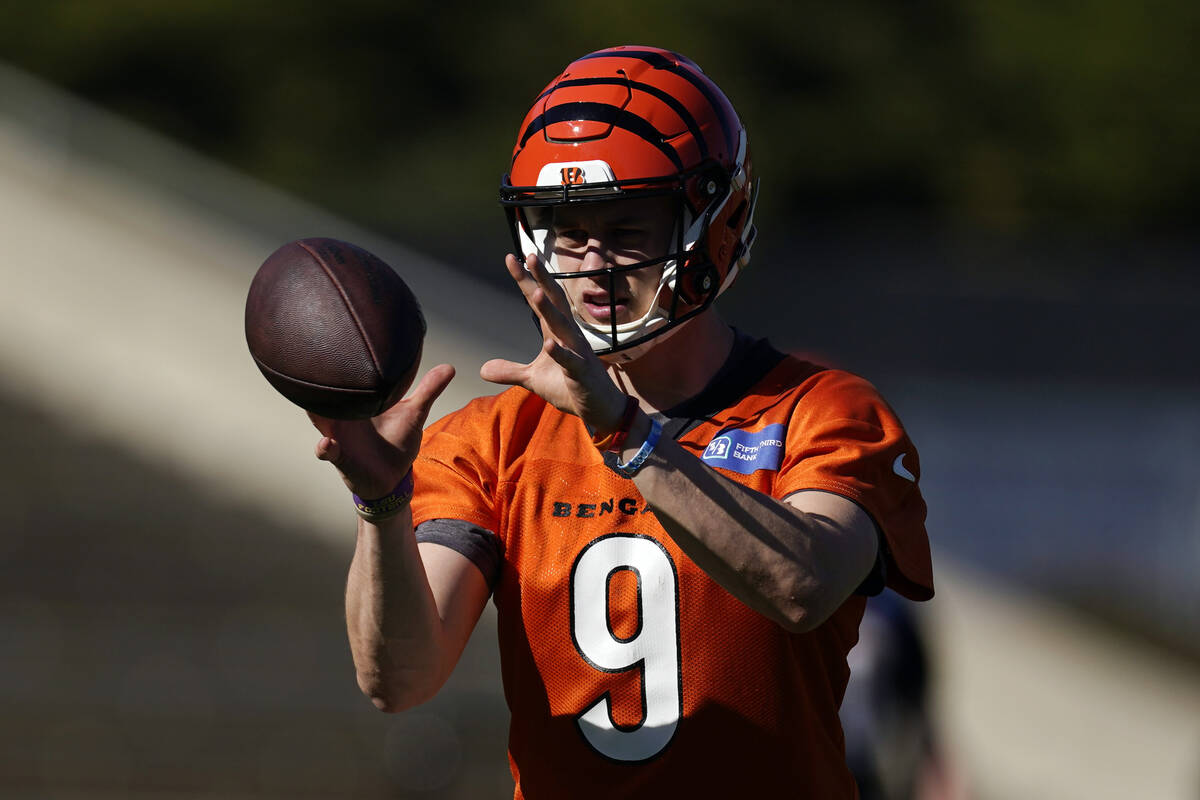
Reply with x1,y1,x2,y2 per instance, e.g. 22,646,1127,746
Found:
501,46,758,358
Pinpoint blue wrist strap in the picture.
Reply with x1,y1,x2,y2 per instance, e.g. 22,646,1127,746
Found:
613,418,662,478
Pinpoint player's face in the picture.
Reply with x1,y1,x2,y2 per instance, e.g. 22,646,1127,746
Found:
548,196,676,326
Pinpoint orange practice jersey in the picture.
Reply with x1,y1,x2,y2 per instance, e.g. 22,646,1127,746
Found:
412,353,932,799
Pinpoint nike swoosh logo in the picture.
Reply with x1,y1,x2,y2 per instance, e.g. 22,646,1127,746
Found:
892,453,916,482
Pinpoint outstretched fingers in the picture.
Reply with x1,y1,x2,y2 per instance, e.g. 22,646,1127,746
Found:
507,253,570,317
522,252,571,308
540,330,588,373
504,253,541,302
528,285,577,342
517,255,591,354
406,363,456,420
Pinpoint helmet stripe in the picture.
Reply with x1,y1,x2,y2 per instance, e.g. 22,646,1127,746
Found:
576,49,735,155
532,77,709,161
519,101,685,172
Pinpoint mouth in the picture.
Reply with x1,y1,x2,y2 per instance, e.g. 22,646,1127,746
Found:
581,290,631,322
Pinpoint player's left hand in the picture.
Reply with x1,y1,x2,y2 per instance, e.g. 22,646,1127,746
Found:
309,363,455,500
481,253,629,433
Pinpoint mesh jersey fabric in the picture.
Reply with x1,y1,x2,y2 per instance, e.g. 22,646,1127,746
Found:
411,341,932,799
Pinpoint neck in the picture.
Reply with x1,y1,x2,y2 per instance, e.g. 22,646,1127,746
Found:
606,309,735,412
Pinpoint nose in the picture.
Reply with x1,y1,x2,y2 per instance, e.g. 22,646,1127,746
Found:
579,237,611,272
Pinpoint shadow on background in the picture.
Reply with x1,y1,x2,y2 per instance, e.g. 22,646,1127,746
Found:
0,391,510,797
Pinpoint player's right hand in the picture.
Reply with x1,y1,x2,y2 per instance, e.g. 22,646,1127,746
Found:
481,253,629,433
309,364,455,500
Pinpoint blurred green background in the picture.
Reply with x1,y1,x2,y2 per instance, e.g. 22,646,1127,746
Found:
1,2,1198,798
4,0,1197,276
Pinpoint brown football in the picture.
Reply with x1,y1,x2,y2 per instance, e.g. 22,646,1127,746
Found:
244,238,425,419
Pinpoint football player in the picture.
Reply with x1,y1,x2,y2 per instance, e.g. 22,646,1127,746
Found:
312,45,933,798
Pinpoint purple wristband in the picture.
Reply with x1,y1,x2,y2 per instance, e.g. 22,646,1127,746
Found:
352,470,415,522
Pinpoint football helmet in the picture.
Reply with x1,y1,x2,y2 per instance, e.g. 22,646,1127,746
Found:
500,46,758,361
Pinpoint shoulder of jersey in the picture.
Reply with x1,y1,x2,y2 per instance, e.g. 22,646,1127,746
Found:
430,385,553,431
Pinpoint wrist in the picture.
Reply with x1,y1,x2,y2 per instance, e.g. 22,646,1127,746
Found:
591,395,639,452
352,470,414,523
611,415,662,478
615,413,652,459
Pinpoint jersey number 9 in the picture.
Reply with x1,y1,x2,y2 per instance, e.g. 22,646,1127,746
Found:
570,533,682,762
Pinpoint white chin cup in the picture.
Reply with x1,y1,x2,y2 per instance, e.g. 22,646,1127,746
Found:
597,318,688,363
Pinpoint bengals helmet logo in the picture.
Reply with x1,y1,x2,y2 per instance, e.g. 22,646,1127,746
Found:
560,166,585,185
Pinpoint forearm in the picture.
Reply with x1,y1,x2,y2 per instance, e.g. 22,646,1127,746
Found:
345,508,449,711
624,416,875,632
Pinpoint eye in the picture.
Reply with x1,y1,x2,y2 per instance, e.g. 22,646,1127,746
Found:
612,227,648,244
554,228,589,248
612,228,661,254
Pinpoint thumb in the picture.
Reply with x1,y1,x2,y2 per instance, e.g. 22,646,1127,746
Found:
480,358,527,387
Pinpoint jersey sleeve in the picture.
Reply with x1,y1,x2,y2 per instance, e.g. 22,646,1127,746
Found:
410,397,504,534
774,370,933,601
415,519,503,589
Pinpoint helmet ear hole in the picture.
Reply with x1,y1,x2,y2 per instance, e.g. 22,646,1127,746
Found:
676,261,718,306
690,166,729,213
703,167,728,198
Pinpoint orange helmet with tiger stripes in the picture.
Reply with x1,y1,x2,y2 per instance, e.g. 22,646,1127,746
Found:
500,46,758,360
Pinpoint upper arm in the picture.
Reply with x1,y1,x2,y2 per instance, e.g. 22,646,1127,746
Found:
774,369,933,601
417,542,493,667
782,489,880,610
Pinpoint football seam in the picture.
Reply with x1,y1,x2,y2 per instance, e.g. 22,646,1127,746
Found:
297,240,384,378
252,356,380,395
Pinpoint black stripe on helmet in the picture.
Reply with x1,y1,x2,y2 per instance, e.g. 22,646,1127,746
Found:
532,77,709,161
576,49,735,155
519,101,684,172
